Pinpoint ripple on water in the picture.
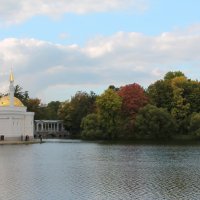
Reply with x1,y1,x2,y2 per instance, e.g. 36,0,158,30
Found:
0,142,200,199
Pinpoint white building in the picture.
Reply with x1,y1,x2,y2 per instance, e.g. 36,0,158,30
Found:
0,72,34,141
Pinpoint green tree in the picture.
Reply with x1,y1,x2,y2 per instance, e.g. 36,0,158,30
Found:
58,100,72,130
181,80,200,113
81,113,102,139
45,101,61,119
164,71,186,81
189,113,200,136
14,85,29,105
26,98,46,119
58,91,97,135
135,105,177,139
147,80,173,111
171,76,190,134
147,71,186,112
96,88,122,139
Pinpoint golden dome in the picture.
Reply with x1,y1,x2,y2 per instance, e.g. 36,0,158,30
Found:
0,96,24,107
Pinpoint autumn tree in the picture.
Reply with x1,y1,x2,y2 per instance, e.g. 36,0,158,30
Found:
118,83,148,117
96,88,122,139
171,76,190,134
147,71,186,112
117,83,148,138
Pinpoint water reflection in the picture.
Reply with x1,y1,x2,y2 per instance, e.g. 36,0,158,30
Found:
0,140,200,199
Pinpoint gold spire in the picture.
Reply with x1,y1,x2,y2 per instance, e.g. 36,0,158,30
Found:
10,70,14,82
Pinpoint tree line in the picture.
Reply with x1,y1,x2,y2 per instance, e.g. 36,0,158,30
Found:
58,71,200,140
2,71,200,140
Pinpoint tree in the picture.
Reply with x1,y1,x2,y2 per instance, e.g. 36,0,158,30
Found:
181,80,200,113
189,113,200,136
171,76,190,134
26,98,46,119
108,85,119,91
118,83,148,117
135,105,177,139
117,83,148,138
58,91,97,135
45,101,61,120
147,80,173,111
164,71,186,81
14,85,29,105
147,71,186,112
96,88,122,139
58,100,73,130
81,114,102,139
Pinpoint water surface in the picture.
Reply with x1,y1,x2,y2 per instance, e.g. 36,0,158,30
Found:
0,139,200,200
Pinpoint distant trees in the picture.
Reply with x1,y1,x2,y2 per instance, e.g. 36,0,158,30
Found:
80,85,148,140
13,85,61,120
5,70,200,141
79,71,200,140
148,71,200,135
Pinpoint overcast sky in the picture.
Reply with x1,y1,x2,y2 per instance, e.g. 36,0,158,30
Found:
0,0,200,103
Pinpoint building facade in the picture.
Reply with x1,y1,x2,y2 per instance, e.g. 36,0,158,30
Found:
0,72,34,141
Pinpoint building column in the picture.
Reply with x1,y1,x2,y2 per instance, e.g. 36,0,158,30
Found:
53,123,56,132
57,122,59,132
36,123,38,132
41,122,43,131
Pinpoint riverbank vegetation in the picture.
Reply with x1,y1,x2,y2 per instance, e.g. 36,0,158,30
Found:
2,71,200,141
57,71,200,140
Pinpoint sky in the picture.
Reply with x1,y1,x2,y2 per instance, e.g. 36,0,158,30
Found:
1,0,200,103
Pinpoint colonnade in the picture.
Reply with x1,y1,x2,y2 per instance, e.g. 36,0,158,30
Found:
35,120,64,133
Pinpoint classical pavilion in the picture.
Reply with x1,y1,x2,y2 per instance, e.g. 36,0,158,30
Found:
0,71,34,141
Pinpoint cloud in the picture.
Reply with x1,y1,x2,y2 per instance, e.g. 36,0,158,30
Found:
0,26,200,102
0,0,147,25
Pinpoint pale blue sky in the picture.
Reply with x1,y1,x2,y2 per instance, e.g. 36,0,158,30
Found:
0,0,200,102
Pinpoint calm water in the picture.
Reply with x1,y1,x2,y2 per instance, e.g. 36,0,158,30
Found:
0,140,200,200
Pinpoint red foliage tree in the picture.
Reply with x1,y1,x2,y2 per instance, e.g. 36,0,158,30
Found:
118,83,148,118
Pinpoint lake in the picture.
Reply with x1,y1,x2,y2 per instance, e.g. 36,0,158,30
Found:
0,139,200,200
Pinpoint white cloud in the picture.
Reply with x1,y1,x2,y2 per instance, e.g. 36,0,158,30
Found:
0,26,200,102
0,0,147,25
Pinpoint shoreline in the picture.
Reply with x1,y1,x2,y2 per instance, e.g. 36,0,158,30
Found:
0,140,42,145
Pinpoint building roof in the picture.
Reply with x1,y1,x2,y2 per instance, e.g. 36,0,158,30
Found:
0,96,24,107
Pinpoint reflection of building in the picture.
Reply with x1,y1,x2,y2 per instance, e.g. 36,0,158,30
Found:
0,71,34,141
